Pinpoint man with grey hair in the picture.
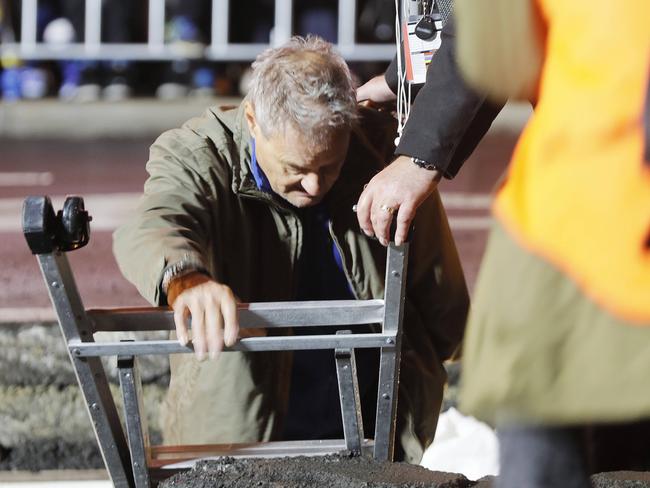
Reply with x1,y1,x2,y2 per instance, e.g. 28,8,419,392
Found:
113,36,468,463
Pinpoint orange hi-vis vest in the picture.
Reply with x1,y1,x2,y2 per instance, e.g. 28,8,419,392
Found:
495,0,650,323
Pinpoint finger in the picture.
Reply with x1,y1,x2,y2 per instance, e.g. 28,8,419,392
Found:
173,303,190,346
394,202,416,246
356,186,374,237
189,301,207,361
371,202,395,247
358,99,384,110
356,86,369,102
205,299,224,360
221,290,239,347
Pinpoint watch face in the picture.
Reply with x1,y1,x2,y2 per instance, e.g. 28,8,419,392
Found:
412,157,428,167
411,156,438,171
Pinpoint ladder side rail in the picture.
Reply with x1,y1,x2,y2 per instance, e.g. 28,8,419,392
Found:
373,242,409,461
335,330,364,454
118,354,152,488
38,252,134,488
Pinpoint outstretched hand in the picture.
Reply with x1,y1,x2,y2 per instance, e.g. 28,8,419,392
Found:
356,155,441,246
168,272,240,361
356,74,397,106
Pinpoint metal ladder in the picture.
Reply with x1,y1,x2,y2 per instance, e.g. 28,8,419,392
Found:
22,195,409,488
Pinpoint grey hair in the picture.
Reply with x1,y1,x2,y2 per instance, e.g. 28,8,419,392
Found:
248,36,358,143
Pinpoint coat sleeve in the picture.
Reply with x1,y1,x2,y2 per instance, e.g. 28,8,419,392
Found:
384,55,424,102
112,130,221,305
394,17,504,178
405,190,469,363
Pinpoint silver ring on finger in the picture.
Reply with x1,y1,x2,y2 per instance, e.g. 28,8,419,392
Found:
379,204,397,214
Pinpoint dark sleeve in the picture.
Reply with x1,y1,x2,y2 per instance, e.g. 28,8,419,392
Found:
395,17,505,179
384,56,399,94
384,55,424,101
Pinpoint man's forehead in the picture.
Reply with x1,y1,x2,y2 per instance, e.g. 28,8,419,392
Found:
272,127,350,165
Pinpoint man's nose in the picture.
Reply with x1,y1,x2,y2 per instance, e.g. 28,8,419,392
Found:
301,173,322,196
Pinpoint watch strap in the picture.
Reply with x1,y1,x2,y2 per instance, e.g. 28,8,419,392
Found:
161,257,209,295
410,156,440,171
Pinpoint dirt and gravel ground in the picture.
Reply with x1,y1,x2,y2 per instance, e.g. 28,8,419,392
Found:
159,456,650,488
160,455,488,488
591,472,650,488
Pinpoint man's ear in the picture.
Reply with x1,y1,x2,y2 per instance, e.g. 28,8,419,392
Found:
244,101,258,136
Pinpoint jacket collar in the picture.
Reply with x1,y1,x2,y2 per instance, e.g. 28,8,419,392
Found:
205,101,288,209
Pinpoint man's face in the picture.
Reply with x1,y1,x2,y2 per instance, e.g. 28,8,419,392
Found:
245,103,350,208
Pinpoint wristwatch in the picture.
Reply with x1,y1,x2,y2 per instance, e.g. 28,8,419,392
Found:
161,257,208,295
410,156,440,171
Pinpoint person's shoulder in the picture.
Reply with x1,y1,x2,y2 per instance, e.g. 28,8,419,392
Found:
159,105,237,150
151,105,241,163
146,106,242,190
352,106,398,164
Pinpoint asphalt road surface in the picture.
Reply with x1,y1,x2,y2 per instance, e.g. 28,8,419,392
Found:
0,133,514,322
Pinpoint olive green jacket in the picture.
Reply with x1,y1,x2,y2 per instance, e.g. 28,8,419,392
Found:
113,103,469,463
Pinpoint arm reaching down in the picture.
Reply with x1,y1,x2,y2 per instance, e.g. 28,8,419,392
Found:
167,271,239,361
113,129,240,360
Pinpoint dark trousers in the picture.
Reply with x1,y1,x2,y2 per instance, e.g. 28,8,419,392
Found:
497,426,591,488
497,420,650,488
